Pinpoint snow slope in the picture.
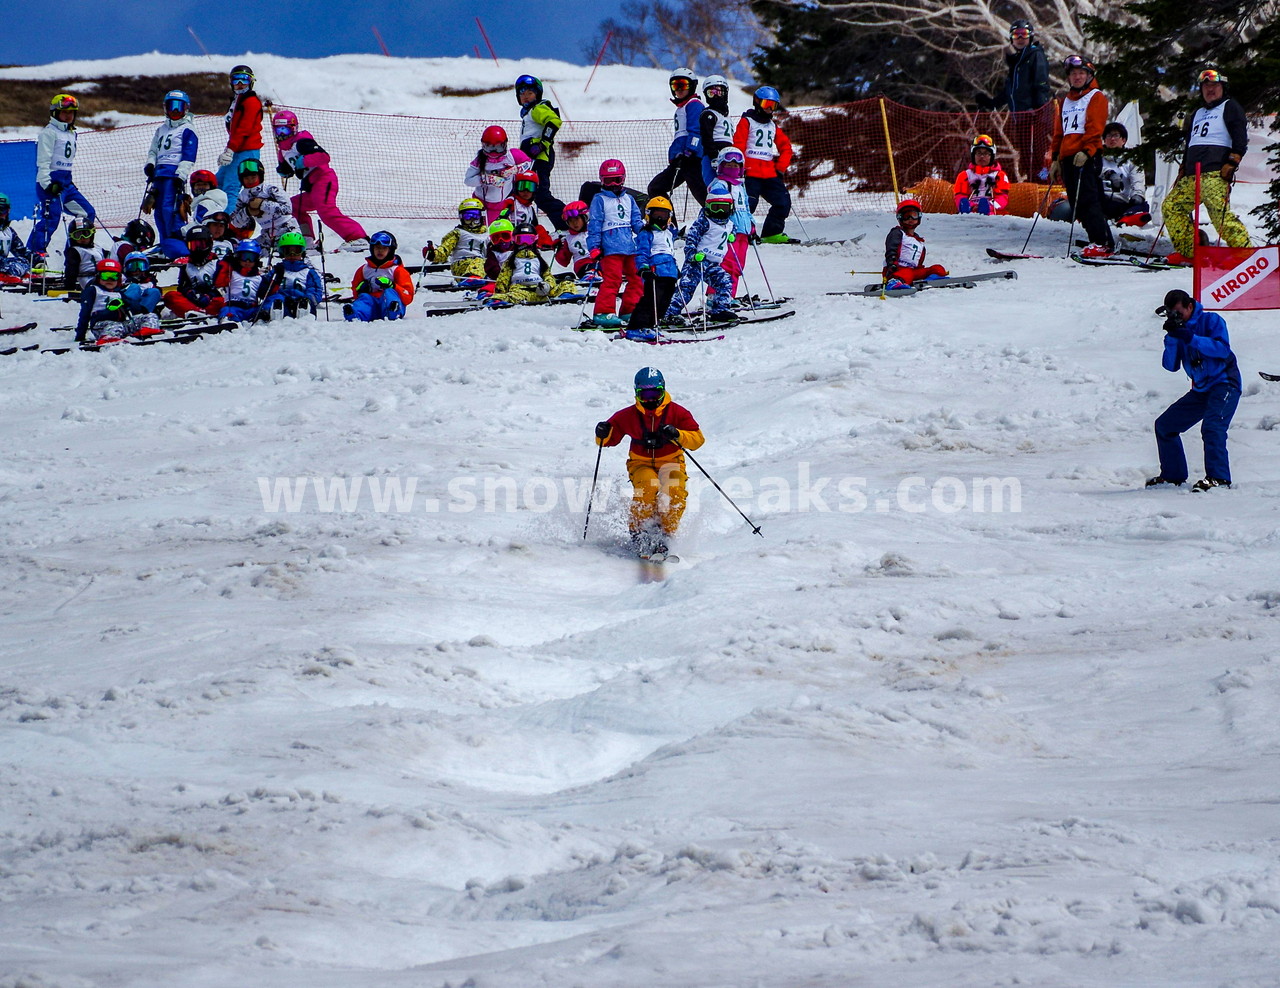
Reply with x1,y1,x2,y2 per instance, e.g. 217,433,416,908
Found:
2,58,1279,988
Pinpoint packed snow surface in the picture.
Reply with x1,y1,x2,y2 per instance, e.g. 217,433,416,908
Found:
1,55,1279,988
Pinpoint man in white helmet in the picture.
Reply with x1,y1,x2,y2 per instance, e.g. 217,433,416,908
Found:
646,68,708,205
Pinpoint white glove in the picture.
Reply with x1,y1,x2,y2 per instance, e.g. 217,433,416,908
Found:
217,148,235,168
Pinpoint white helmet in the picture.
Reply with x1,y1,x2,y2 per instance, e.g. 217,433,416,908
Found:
702,74,729,94
669,67,698,90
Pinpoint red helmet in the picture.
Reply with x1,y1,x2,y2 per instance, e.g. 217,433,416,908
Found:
96,258,123,275
482,125,508,147
896,198,923,220
599,159,626,185
562,200,589,220
190,169,218,188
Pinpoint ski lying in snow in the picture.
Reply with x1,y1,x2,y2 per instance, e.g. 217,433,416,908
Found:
613,329,725,344
1,322,38,335
1070,252,1178,270
666,308,798,328
830,269,1017,296
422,304,487,317
863,270,1017,293
987,248,1044,261
1259,372,1280,382
2,322,238,355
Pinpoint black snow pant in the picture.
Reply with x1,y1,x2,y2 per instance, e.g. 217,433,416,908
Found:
647,155,708,207
1062,155,1114,249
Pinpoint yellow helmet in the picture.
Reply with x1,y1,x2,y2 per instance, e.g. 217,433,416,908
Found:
50,93,79,117
458,197,484,213
645,195,674,216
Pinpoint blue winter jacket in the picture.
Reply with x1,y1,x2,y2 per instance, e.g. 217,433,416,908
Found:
635,224,680,278
587,188,645,257
1162,302,1241,392
669,97,705,160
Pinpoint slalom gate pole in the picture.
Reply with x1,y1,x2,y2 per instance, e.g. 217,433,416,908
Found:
1065,164,1084,256
1019,182,1054,254
674,440,763,538
1194,163,1203,258
878,98,901,201
749,238,777,303
582,441,604,540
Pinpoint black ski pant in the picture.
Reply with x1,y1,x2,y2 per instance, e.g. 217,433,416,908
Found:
647,155,707,207
628,271,678,329
745,175,792,237
1062,155,1114,249
531,154,567,230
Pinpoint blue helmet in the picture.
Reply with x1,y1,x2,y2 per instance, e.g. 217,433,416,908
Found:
164,89,191,117
515,74,543,101
123,251,150,275
754,86,781,113
234,239,261,258
634,367,665,392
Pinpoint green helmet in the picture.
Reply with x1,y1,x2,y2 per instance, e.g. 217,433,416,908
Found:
0,192,10,207
277,231,306,249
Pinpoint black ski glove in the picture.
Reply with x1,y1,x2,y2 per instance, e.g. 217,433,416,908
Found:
276,162,293,177
659,424,680,442
594,421,611,439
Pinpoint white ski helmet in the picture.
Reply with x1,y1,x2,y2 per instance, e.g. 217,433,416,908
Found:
702,74,729,95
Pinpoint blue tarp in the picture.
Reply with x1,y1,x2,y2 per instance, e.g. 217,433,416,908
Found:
0,142,37,219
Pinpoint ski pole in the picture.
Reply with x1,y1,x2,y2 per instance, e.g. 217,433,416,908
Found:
673,440,763,537
1143,220,1168,262
1019,182,1054,254
316,226,330,320
1066,164,1084,256
582,440,604,540
792,212,814,245
749,237,777,303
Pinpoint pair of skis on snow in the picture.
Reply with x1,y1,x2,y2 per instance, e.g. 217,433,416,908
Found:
829,269,1018,298
1,317,239,356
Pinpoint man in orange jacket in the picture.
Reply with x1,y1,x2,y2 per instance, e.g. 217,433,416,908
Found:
595,367,705,558
733,86,794,244
1047,55,1114,258
346,231,414,321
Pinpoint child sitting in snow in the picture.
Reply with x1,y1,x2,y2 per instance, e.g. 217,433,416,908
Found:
953,135,1010,215
425,198,489,285
488,222,582,306
883,199,947,289
346,231,414,322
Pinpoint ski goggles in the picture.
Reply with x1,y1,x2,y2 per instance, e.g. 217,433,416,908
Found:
279,244,306,257
1010,28,1031,40
123,259,149,274
513,179,537,193
1197,69,1225,85
669,79,692,95
482,142,506,155
757,98,779,113
704,84,728,100
97,272,121,284
562,205,587,220
1063,55,1091,71
490,232,513,247
636,386,665,402
273,125,295,139
369,231,395,247
897,208,922,221
231,73,252,89
514,231,538,247
459,208,484,223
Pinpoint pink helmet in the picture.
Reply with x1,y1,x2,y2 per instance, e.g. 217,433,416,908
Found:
272,109,298,136
599,159,626,185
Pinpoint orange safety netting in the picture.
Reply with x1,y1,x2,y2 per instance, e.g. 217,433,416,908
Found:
64,98,1057,228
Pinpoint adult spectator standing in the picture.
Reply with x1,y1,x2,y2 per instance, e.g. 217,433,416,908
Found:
977,19,1051,178
1160,68,1251,267
977,19,1051,113
1048,55,1113,258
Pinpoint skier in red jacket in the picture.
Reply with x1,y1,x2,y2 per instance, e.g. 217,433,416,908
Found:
595,367,705,558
